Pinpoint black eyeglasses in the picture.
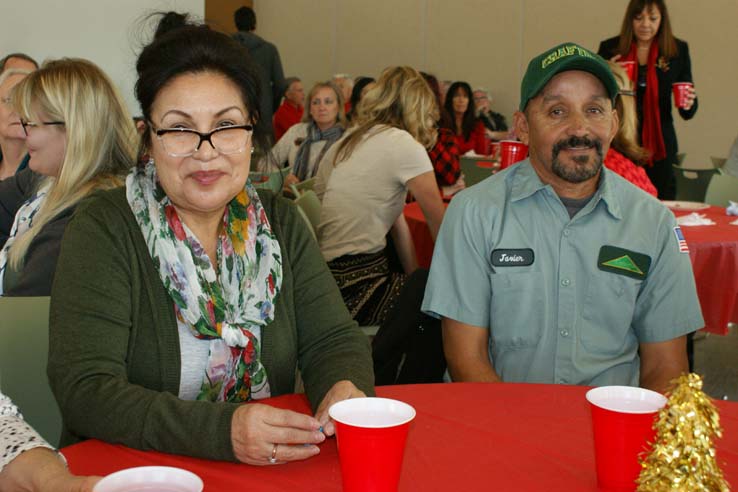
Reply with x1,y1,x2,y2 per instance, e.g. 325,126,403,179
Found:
150,124,254,157
20,119,65,136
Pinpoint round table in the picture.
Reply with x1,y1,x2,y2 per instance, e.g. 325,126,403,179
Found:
62,383,738,491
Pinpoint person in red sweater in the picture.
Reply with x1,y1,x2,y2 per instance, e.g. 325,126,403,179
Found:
605,62,657,197
272,77,304,141
442,81,487,155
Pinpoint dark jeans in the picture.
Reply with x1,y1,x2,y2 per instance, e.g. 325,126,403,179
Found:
372,269,446,385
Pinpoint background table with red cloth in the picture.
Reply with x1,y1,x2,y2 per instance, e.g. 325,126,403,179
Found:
404,202,738,335
62,383,738,491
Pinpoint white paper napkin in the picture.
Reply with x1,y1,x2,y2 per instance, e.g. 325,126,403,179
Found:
730,219,738,226
726,201,738,216
676,213,716,226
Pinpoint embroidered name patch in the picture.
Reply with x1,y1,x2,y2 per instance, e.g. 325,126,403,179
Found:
598,246,651,280
673,226,689,254
491,249,534,267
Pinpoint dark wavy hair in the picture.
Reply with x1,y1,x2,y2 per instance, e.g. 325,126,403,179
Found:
616,0,678,59
347,76,374,121
135,15,269,161
420,72,451,128
443,81,477,141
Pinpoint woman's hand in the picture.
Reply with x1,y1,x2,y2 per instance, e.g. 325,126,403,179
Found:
230,403,325,465
609,54,622,63
281,173,300,195
314,380,366,437
682,85,697,111
0,447,101,492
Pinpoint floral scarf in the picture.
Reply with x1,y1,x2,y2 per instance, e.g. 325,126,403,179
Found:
126,161,282,402
624,41,666,165
0,186,48,296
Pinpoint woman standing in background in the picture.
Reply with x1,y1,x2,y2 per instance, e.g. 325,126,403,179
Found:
598,0,697,199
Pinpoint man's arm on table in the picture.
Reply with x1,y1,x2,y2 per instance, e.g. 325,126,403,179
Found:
442,317,501,382
639,335,689,394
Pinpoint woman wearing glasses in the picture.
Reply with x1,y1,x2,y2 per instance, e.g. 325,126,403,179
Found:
0,68,33,180
48,16,373,465
0,58,136,296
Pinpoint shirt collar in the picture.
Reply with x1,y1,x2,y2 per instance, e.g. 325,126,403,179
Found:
509,159,623,220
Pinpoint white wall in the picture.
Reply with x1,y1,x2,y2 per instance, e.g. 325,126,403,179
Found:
0,0,204,116
256,0,738,168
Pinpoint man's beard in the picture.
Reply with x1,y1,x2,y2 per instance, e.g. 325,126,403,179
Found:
551,135,604,183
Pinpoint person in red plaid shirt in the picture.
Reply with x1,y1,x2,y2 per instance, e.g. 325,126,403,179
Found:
422,73,465,197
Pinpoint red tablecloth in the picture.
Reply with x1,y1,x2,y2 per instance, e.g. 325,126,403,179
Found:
404,202,738,335
62,383,738,491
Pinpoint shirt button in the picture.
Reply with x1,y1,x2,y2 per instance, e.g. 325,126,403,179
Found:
561,278,571,286
560,329,569,337
563,229,571,237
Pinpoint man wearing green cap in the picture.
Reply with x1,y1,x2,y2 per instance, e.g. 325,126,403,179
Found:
422,42,702,393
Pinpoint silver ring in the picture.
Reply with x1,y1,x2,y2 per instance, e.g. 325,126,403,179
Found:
268,443,278,464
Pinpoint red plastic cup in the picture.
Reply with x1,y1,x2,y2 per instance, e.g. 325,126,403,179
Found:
499,140,529,169
482,136,492,155
586,386,666,492
672,82,693,109
619,61,636,82
489,141,500,160
329,398,416,492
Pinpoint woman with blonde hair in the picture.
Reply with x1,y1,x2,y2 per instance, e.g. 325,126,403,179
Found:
315,65,446,385
605,62,657,196
267,81,346,192
0,58,136,295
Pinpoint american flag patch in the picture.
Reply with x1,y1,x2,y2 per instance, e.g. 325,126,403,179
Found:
673,226,689,253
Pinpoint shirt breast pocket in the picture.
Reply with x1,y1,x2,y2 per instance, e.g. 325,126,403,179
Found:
489,271,544,350
581,271,641,355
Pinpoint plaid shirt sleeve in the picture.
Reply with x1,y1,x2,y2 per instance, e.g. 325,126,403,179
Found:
429,128,461,186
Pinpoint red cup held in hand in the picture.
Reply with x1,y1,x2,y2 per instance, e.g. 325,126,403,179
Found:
672,82,693,109
499,140,528,170
329,398,416,492
619,61,636,82
586,386,666,492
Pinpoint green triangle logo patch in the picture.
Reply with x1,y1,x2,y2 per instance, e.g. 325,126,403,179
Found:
602,255,643,275
598,246,651,280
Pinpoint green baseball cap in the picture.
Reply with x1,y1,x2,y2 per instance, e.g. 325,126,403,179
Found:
519,42,618,111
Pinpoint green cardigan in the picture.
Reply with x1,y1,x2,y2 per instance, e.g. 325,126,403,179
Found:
47,186,374,461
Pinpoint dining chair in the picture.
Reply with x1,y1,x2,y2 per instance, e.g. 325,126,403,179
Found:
0,296,62,447
672,165,718,202
460,157,494,187
704,173,738,207
293,189,321,239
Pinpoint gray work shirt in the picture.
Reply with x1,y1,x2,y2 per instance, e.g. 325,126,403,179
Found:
422,160,703,387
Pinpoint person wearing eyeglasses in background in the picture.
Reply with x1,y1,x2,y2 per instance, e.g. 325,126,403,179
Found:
47,14,373,466
0,68,34,180
0,58,136,296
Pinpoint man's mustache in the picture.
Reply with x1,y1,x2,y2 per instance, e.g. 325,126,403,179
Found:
552,136,603,156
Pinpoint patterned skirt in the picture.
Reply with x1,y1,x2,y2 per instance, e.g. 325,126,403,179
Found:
328,251,407,326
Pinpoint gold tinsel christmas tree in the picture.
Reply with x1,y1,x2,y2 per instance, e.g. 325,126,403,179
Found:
637,373,730,491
